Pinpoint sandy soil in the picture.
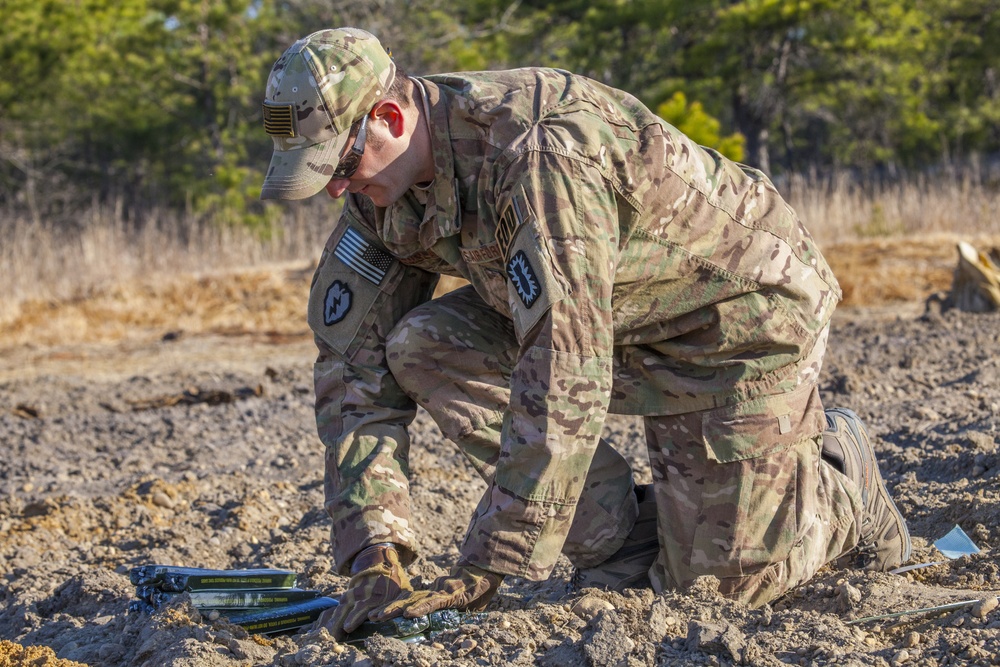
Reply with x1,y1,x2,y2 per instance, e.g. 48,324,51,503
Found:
2,243,1000,667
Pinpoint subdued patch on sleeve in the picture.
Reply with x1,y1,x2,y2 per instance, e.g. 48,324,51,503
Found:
505,218,570,338
497,187,530,262
308,224,402,358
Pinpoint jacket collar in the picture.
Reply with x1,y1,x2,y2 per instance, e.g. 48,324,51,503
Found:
415,77,461,249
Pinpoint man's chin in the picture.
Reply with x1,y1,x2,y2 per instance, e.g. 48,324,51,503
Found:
365,190,405,208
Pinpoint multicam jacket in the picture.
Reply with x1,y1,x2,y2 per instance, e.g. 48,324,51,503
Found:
308,68,842,578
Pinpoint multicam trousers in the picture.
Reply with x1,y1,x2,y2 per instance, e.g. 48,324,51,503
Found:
386,286,638,569
387,285,862,604
645,387,861,606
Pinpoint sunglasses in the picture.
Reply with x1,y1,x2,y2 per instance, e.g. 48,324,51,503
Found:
331,114,369,180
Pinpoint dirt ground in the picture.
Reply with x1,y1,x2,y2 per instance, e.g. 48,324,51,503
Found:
2,238,1000,667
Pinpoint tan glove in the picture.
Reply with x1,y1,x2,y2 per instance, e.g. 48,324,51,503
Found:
317,544,412,639
372,563,503,621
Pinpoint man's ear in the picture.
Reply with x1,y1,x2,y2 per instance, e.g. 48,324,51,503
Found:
370,100,406,138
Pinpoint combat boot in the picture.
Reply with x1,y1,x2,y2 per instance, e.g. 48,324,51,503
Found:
822,408,912,571
572,484,659,591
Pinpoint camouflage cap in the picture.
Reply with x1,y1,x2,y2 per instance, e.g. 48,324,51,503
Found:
260,28,396,200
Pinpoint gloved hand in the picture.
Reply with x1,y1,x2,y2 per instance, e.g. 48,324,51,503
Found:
317,543,412,640
372,562,503,621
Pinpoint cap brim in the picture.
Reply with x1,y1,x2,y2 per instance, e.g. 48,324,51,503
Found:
260,132,352,200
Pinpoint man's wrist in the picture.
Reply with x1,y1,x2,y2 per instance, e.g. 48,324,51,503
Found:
350,542,398,575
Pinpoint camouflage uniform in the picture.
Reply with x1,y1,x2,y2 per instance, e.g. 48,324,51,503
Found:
307,67,862,604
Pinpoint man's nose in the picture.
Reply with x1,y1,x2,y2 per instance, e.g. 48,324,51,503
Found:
325,178,351,199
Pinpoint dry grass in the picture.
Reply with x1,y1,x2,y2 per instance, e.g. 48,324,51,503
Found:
0,264,316,348
0,198,333,314
0,199,334,346
1,172,998,349
783,168,1000,308
823,234,994,307
785,167,1000,245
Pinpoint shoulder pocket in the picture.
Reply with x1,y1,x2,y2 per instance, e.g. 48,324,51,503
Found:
308,224,403,358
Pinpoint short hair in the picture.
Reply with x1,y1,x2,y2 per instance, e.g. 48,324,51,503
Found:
385,66,412,108
343,67,413,150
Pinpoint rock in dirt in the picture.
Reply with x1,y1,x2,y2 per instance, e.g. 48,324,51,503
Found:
686,620,746,662
363,634,415,666
571,595,615,621
647,597,679,638
972,596,999,619
582,609,634,666
837,581,862,612
151,492,175,509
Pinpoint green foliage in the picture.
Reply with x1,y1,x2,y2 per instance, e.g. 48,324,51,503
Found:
512,0,1000,173
657,93,745,162
0,0,282,225
1,0,998,229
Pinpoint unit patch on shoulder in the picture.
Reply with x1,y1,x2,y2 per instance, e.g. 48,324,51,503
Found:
324,280,353,325
496,193,527,260
506,250,541,308
334,227,393,285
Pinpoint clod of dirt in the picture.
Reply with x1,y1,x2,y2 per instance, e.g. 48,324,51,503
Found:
973,595,999,618
0,640,89,667
685,620,746,662
570,595,614,621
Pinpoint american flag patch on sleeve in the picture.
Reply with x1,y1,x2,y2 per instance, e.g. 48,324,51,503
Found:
334,227,394,285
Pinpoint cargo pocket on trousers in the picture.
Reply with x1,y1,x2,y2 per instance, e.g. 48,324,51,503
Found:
689,384,823,579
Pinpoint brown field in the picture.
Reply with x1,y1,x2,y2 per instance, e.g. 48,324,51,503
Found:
0,233,996,352
2,169,1000,347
